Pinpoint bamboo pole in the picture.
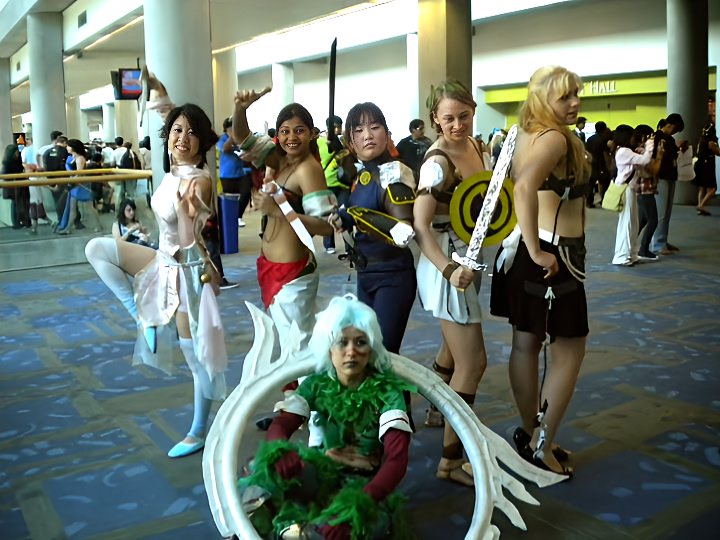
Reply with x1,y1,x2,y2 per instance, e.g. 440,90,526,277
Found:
0,169,152,189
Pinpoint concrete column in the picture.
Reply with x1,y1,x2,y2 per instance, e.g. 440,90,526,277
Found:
144,0,214,190
406,33,421,126
271,63,294,112
417,0,472,122
213,48,238,132
115,100,139,151
0,58,12,151
102,103,116,141
667,0,708,204
80,110,90,142
27,13,67,152
140,110,150,138
66,96,82,140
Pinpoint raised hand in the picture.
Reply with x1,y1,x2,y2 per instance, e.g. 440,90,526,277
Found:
142,66,167,97
234,87,272,110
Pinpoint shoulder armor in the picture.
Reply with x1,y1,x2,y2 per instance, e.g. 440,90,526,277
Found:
418,160,445,191
378,161,415,190
386,183,416,205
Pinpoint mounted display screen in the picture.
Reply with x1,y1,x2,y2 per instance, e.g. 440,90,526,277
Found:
111,69,141,100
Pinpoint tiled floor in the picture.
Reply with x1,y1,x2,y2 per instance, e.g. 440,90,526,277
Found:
1,204,719,540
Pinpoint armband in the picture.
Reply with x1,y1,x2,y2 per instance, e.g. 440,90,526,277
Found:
273,393,310,419
302,190,337,218
418,160,445,192
236,134,276,169
442,262,460,281
347,207,415,247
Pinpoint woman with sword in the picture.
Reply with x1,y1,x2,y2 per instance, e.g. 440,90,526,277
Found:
413,79,489,486
490,66,589,477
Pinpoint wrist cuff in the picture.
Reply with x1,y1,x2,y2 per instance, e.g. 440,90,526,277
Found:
442,262,460,281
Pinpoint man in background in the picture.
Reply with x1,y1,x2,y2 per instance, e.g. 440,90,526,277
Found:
217,117,251,228
396,119,432,182
575,116,587,143
36,130,63,169
318,115,351,255
651,113,685,254
585,121,612,207
42,136,82,230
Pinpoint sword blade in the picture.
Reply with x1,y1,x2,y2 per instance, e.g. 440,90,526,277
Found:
328,38,337,141
325,38,340,152
452,125,517,269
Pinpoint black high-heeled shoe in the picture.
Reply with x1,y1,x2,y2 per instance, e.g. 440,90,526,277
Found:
513,427,571,462
519,443,573,478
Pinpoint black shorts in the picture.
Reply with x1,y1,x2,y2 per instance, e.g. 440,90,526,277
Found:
490,238,588,342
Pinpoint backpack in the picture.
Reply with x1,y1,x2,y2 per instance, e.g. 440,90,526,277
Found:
43,145,68,172
118,148,141,170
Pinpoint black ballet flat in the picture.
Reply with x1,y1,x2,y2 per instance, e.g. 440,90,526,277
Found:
520,443,573,478
513,427,571,463
255,417,274,431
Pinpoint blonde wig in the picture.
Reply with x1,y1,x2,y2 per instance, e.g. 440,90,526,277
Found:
519,66,590,185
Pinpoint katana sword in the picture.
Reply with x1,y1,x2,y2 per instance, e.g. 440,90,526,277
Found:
327,38,343,154
452,125,518,271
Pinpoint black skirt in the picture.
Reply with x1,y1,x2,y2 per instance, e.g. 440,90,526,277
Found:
490,237,588,342
692,156,716,189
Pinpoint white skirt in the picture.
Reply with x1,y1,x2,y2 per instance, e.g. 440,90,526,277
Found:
612,180,639,265
417,229,483,325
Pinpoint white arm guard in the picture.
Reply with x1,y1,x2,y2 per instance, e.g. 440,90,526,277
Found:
273,392,310,418
236,134,276,169
418,158,447,192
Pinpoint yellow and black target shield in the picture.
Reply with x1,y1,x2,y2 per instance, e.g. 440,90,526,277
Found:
449,171,516,246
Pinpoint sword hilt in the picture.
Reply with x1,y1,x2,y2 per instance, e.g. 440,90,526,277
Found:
452,252,486,272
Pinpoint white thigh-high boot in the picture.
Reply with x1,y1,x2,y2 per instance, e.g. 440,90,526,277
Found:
85,237,156,350
85,238,137,319
167,337,214,458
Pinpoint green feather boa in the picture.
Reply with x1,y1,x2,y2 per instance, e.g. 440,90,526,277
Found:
307,370,416,452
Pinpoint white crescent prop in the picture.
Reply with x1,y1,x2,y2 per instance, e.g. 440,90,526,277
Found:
202,302,567,540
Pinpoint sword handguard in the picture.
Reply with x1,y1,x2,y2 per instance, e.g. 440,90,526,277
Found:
452,252,487,272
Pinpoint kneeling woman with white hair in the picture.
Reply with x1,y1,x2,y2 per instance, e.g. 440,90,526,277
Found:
239,295,414,540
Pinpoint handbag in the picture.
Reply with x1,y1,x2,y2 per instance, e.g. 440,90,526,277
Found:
677,145,695,181
602,181,627,212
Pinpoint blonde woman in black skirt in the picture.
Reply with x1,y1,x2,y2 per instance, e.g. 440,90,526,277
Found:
490,66,590,477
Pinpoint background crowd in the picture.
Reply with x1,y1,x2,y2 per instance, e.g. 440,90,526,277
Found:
3,110,717,274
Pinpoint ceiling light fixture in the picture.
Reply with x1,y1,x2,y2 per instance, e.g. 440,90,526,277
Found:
85,15,144,51
211,0,392,55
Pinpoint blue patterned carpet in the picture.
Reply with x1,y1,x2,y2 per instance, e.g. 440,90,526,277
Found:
1,206,719,540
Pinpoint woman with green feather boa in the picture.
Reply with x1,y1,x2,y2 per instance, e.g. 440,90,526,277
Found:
238,295,416,540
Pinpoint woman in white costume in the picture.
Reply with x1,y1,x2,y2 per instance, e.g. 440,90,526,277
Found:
413,79,488,486
611,124,655,266
84,71,227,458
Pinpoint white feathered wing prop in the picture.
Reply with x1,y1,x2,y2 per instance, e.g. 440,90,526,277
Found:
202,302,566,540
